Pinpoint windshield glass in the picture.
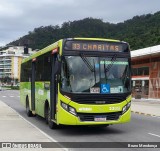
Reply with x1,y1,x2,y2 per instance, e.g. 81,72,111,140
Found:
60,56,131,94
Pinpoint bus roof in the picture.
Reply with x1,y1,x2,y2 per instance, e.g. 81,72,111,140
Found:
22,40,61,63
22,38,122,64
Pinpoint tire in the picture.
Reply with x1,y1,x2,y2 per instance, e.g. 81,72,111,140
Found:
26,98,33,117
45,104,49,124
47,107,59,129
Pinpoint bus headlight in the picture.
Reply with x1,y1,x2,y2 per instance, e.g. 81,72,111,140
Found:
68,106,77,116
61,102,68,110
122,102,131,114
61,101,77,116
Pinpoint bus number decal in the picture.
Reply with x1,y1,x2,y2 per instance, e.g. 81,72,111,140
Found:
109,107,120,111
78,108,92,111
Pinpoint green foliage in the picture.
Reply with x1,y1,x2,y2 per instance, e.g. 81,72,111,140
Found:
11,86,20,90
9,12,160,50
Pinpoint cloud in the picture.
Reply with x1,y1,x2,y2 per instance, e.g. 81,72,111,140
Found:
0,0,160,46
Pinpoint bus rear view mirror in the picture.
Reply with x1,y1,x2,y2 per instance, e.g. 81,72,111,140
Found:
54,61,61,75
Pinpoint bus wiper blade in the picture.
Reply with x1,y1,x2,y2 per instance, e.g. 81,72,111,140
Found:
80,54,94,72
80,54,96,84
105,54,117,73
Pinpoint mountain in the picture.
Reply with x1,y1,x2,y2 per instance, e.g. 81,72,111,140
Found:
9,11,160,50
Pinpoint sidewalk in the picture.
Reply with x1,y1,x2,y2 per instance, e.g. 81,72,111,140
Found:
0,100,65,151
131,99,160,117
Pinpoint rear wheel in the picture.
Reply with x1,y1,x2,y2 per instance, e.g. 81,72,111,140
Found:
26,98,33,117
47,107,59,129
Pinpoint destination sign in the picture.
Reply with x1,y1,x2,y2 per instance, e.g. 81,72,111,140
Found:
64,41,128,52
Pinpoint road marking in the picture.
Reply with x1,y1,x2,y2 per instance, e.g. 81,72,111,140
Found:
1,96,20,98
148,133,160,138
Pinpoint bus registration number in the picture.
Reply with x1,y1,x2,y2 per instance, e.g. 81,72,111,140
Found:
94,116,106,122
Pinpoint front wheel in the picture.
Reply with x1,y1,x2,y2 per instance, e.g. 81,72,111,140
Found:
26,98,33,117
47,107,59,129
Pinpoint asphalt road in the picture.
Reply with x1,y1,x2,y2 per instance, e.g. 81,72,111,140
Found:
0,90,160,151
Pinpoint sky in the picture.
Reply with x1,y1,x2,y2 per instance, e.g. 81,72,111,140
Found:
0,0,160,46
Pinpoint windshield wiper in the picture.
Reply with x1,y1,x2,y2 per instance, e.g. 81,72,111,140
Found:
80,54,96,84
103,54,117,82
80,54,94,72
104,54,117,73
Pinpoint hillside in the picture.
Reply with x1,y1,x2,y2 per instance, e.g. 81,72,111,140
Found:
9,11,160,50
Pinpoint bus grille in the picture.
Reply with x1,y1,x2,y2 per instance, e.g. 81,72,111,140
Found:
71,94,127,104
77,112,122,122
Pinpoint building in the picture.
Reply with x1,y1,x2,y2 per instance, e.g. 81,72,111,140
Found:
0,46,34,84
131,45,160,99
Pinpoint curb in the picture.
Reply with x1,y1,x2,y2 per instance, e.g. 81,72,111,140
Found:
131,111,159,117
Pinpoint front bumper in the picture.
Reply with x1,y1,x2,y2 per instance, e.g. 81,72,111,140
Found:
57,107,131,126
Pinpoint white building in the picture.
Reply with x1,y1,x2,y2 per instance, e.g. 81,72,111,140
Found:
0,46,34,83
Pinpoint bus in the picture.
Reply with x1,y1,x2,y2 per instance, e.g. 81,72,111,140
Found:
20,38,132,129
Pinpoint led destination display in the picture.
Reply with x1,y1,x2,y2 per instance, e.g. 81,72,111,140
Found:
64,40,128,52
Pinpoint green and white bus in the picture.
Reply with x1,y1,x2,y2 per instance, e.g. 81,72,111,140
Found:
20,38,132,129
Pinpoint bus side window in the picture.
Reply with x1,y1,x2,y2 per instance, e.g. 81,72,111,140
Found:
21,61,32,82
36,56,44,81
43,54,51,81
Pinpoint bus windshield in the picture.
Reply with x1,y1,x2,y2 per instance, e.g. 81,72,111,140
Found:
60,56,131,94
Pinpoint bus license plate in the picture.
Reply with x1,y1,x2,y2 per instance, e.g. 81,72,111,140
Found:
94,116,106,122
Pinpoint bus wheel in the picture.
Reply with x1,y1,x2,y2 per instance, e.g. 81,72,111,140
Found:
45,104,49,124
26,98,33,117
47,107,59,129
